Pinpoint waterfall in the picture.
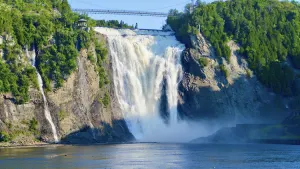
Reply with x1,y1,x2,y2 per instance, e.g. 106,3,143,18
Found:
95,28,198,142
27,48,59,143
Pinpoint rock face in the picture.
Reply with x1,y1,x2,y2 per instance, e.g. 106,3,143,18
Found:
178,33,290,123
190,127,246,144
191,118,300,145
0,33,134,144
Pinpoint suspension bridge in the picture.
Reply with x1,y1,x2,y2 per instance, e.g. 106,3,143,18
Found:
72,9,170,17
71,0,197,17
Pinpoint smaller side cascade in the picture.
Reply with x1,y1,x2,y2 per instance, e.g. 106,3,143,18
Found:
27,48,59,143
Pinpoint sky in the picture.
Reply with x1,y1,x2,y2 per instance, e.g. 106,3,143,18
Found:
69,0,214,29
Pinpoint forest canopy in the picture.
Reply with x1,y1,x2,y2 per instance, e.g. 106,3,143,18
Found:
0,0,95,103
167,0,300,96
0,0,129,104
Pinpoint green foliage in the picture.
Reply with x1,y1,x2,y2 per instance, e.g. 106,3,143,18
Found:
168,0,300,96
167,9,194,46
0,56,33,104
0,0,85,101
28,118,39,134
37,30,78,90
95,20,133,29
94,38,110,88
87,51,96,63
246,69,252,78
220,64,229,78
0,0,107,99
0,0,118,104
0,131,11,142
58,110,66,121
102,92,110,108
1,129,35,142
199,57,209,67
77,30,91,50
259,62,294,96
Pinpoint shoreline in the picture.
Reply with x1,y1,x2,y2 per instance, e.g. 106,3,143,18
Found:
2,140,300,149
0,141,160,149
0,142,63,149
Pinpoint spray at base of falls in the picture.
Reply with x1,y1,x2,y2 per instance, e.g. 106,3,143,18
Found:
27,48,59,143
95,27,200,142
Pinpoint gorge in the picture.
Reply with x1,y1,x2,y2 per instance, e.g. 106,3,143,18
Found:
1,0,300,146
0,26,292,145
2,0,300,168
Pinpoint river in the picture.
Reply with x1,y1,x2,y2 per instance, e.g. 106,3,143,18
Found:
1,143,300,169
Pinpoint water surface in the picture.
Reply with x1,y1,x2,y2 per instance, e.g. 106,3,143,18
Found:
1,143,300,169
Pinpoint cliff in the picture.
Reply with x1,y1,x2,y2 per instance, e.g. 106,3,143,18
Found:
0,33,134,145
178,32,292,123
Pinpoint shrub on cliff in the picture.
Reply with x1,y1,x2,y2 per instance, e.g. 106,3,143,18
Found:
0,131,11,142
103,92,110,108
29,118,38,134
94,39,109,88
199,57,209,67
220,64,229,78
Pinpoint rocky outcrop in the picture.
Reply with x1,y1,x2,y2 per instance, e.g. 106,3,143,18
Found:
190,127,246,144
0,33,134,145
0,90,46,144
47,46,133,144
178,33,290,123
191,114,300,145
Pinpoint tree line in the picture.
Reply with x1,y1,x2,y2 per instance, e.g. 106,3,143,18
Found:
95,20,134,29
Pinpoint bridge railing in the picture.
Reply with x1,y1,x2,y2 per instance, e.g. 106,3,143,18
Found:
72,9,169,17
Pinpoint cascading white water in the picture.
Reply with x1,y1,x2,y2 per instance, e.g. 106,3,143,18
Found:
95,27,199,142
27,48,59,143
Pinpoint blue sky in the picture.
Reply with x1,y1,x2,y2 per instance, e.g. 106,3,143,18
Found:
69,0,214,29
